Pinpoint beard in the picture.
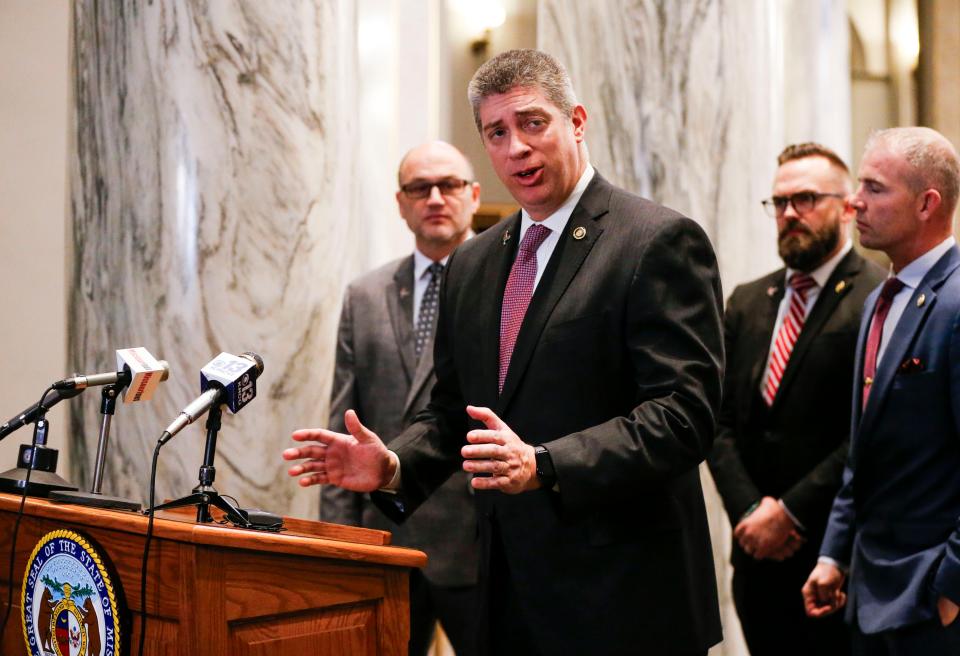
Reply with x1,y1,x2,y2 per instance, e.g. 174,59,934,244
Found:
778,218,842,272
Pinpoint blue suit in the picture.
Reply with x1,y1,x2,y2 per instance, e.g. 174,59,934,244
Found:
821,244,960,634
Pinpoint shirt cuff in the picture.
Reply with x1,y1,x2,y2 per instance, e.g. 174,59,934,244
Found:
778,499,806,532
817,555,848,573
377,450,402,493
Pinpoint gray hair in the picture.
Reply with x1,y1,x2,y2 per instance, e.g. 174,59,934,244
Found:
467,49,578,132
866,127,960,215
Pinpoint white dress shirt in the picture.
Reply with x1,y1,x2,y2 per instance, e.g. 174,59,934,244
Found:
516,164,595,289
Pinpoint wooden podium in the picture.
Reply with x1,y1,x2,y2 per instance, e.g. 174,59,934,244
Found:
0,492,426,655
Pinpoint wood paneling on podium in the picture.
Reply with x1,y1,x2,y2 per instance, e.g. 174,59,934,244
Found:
0,493,425,655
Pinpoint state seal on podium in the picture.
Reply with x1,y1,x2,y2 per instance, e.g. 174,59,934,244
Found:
21,529,124,656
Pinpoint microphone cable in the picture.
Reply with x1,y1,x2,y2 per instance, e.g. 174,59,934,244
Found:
138,432,167,656
0,384,55,644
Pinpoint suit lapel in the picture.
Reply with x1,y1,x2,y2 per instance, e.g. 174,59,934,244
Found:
859,247,960,435
469,214,522,406
496,177,609,413
404,324,435,416
772,251,862,408
386,256,416,385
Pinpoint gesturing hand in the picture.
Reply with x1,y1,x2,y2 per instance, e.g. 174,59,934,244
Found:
461,405,539,494
283,410,396,492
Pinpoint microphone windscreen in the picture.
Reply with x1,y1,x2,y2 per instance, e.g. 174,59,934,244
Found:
116,347,168,403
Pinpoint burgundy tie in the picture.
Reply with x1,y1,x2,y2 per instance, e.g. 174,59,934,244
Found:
861,277,905,409
761,272,817,406
499,224,552,392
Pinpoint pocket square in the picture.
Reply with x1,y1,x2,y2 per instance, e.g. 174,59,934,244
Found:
898,357,925,374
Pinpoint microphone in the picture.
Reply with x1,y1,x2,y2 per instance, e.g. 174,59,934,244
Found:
0,387,84,441
160,352,263,444
52,348,170,403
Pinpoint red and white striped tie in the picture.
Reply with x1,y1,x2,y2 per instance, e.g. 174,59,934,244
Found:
762,272,817,406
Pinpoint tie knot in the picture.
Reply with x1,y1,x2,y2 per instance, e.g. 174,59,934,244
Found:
427,261,444,278
880,276,904,301
519,224,551,255
789,272,816,294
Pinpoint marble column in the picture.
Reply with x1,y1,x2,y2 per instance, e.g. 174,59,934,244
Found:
68,0,360,519
539,2,850,654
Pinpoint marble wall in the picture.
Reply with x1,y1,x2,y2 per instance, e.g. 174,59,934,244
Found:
539,1,849,654
69,0,361,519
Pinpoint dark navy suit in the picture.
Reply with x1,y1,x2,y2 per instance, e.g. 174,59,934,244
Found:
821,244,960,645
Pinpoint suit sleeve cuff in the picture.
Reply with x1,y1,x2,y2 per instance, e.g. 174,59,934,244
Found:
817,555,848,574
377,450,402,493
778,499,806,532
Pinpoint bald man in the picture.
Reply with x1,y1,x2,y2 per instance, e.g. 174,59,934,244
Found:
322,141,481,655
804,127,960,655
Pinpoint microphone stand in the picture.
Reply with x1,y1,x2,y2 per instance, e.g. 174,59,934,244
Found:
49,383,141,510
152,404,251,527
0,410,77,496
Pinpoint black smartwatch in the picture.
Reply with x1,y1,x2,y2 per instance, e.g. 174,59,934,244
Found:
534,445,557,489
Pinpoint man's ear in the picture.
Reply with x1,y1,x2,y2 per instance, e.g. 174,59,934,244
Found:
571,105,587,142
917,188,943,222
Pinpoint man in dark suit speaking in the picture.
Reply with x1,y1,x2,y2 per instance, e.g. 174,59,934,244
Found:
322,141,481,655
803,127,960,654
285,49,724,655
708,143,883,655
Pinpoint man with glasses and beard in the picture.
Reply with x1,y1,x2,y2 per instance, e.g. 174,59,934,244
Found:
709,143,884,655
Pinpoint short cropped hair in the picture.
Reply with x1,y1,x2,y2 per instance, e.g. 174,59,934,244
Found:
777,142,850,175
866,127,960,215
467,49,578,132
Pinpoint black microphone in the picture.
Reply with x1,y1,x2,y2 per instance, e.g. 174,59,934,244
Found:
52,348,170,403
0,387,84,441
159,352,264,445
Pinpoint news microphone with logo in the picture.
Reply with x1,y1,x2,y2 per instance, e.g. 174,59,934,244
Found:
159,351,263,445
52,347,170,403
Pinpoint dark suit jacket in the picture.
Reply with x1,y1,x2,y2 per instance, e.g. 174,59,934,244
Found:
821,244,960,633
375,173,724,654
322,255,478,587
710,250,885,560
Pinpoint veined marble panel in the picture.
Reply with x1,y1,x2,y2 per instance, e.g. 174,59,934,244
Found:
539,0,785,289
68,0,360,519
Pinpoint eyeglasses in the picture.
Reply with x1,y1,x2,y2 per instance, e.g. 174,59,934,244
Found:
761,192,845,217
399,178,472,199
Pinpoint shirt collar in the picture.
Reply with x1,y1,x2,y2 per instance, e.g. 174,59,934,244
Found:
519,164,595,239
785,239,853,290
413,248,450,281
412,231,474,280
893,235,956,290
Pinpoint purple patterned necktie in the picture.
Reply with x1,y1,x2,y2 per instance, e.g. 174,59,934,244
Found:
861,276,905,409
499,224,552,392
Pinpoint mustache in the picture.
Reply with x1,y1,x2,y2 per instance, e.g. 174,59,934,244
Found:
779,222,813,240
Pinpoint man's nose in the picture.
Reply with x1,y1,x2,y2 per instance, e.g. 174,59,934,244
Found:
426,185,445,204
508,133,531,159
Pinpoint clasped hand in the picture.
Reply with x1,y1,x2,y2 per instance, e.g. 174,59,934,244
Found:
283,405,540,495
734,496,805,561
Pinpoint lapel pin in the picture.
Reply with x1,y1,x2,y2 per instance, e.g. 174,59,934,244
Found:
767,286,778,297
572,226,587,240
502,230,511,246
835,280,846,293
917,293,926,307
399,287,410,298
